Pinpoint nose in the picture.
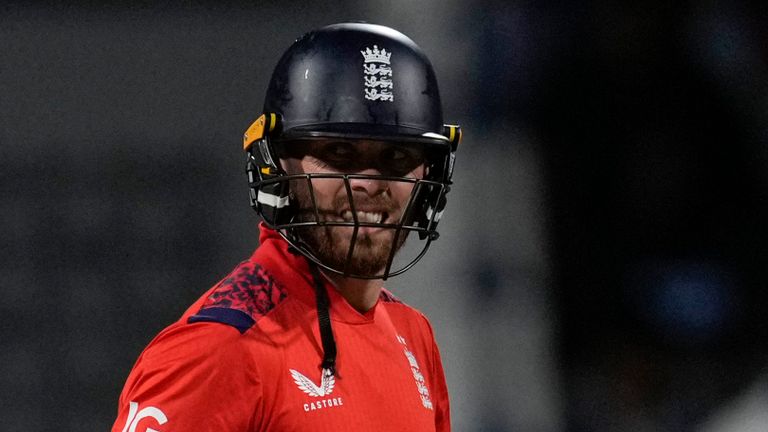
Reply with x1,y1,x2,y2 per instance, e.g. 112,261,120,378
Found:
348,168,389,197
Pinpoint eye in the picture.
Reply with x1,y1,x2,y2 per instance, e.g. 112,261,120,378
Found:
384,147,408,161
380,145,425,175
314,142,357,169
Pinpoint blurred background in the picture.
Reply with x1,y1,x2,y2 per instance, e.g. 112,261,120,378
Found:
1,1,767,431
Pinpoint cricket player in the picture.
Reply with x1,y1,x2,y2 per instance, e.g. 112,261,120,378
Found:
113,22,461,431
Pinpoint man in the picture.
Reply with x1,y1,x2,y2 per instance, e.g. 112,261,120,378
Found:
113,22,461,431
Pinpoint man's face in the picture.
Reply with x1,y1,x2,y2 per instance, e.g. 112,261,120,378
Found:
280,139,426,277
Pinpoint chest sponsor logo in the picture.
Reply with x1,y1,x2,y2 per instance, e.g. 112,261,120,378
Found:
120,401,168,432
290,368,344,412
397,335,434,410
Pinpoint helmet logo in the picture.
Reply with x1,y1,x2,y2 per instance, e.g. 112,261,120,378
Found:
361,45,394,102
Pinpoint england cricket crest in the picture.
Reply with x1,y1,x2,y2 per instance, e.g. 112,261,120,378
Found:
397,335,434,410
361,45,394,102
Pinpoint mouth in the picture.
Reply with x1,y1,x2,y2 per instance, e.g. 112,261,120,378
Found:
340,210,388,224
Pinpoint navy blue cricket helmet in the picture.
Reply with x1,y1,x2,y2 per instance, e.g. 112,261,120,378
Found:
243,22,461,279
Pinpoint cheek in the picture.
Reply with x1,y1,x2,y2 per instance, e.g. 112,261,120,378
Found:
307,178,345,203
412,165,426,179
303,158,346,205
391,166,425,200
282,158,344,206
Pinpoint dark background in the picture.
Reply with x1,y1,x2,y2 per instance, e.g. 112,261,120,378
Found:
2,2,767,431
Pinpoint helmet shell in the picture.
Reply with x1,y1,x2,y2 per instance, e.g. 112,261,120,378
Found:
263,23,445,142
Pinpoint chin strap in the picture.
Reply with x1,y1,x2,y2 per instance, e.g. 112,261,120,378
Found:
308,262,338,378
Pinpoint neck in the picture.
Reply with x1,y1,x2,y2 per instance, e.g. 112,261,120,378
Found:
324,272,382,313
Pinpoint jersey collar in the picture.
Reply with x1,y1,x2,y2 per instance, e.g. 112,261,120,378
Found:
252,223,383,324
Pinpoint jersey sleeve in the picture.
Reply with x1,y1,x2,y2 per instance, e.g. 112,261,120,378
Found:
112,321,263,432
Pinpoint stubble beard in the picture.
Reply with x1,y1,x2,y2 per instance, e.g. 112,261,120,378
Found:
290,181,409,277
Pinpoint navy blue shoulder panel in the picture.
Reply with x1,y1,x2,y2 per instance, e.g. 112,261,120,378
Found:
186,261,287,334
188,307,255,335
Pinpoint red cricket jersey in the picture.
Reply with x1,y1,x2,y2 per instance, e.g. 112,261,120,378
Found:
112,225,450,431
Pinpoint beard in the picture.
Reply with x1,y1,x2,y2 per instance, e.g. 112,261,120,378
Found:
289,179,410,277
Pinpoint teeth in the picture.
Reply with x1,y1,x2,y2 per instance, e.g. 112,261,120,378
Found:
341,210,383,223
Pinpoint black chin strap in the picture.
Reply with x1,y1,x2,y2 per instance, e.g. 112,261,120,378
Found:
308,262,338,377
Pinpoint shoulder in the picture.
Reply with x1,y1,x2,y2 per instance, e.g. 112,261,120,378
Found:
114,321,265,431
139,318,261,372
187,260,288,334
117,319,263,408
378,288,427,323
378,287,404,304
378,288,437,337
379,289,434,341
